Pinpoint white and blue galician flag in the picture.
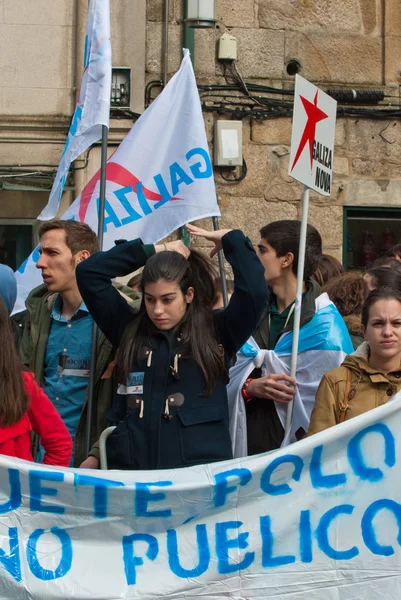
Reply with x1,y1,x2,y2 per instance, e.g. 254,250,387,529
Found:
38,0,112,221
227,294,354,457
14,49,220,313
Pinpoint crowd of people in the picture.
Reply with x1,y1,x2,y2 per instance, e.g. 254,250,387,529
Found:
1,218,401,470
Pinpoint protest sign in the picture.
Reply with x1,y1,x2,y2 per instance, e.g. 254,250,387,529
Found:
14,50,219,314
288,75,337,196
0,394,401,598
38,0,112,221
285,76,338,437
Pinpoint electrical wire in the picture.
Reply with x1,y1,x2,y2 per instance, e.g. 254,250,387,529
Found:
219,158,247,182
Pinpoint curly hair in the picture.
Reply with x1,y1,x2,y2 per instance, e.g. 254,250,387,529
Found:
322,271,369,317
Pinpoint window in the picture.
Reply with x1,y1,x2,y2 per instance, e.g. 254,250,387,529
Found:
343,207,401,269
0,220,38,271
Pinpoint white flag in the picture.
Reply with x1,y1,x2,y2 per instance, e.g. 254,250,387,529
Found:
14,50,220,314
38,0,111,221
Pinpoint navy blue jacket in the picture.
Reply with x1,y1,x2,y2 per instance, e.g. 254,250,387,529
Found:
76,230,268,470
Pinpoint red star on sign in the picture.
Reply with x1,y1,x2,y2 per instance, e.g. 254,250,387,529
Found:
291,90,329,172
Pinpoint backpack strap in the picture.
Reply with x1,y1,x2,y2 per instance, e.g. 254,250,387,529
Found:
338,368,352,424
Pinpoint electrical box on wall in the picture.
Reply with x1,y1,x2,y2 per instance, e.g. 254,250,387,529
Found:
111,68,131,108
218,33,238,61
214,120,243,167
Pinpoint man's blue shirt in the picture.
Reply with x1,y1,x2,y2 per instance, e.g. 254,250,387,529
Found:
43,296,92,454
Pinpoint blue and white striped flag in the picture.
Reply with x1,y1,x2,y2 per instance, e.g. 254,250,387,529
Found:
227,294,354,457
38,0,111,220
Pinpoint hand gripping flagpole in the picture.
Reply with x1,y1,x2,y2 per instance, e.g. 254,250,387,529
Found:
85,125,109,457
284,184,310,438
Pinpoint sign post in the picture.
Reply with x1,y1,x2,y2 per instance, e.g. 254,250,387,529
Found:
285,75,337,439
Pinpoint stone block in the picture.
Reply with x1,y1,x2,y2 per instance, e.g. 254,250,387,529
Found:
344,179,401,206
258,0,364,34
2,88,71,116
215,143,270,197
322,246,343,263
146,22,182,76
266,180,303,202
251,117,292,145
348,119,401,161
333,156,349,176
218,196,298,243
147,0,174,22
4,0,71,25
308,204,343,247
335,120,347,147
359,0,381,35
194,29,216,77
173,0,184,23
0,24,70,89
385,36,401,84
216,0,256,28
232,28,285,79
351,158,377,176
349,158,401,178
284,32,382,85
203,113,215,143
385,0,401,36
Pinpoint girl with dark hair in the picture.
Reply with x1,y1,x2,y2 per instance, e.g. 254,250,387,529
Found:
76,225,268,470
0,297,72,465
308,287,401,435
365,265,401,293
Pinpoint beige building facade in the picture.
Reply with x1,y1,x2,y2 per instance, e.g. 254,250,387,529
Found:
0,0,400,269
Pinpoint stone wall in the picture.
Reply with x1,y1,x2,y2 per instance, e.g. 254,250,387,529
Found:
147,0,401,259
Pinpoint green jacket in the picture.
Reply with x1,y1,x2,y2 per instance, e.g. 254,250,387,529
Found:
20,282,141,467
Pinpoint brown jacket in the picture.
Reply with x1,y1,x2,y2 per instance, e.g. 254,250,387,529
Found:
308,342,401,436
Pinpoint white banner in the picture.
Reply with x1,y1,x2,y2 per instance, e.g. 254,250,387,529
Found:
38,0,112,220
14,50,219,314
1,395,401,598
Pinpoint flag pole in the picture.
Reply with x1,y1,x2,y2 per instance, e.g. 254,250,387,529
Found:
85,124,109,457
212,216,228,307
284,184,310,438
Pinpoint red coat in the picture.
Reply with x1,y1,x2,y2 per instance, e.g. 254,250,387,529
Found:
0,372,72,466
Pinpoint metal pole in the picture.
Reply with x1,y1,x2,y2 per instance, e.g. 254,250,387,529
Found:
284,185,310,438
163,0,170,86
85,125,109,456
212,216,228,307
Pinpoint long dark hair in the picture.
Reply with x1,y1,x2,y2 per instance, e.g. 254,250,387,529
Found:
362,287,401,328
117,250,227,394
0,298,29,426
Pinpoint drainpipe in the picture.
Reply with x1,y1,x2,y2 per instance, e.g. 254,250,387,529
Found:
183,0,195,64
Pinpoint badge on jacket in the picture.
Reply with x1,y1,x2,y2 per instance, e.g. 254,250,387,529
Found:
117,372,145,395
